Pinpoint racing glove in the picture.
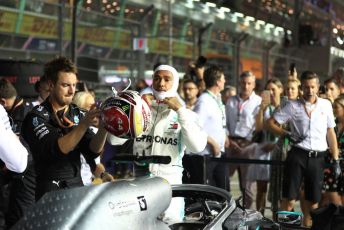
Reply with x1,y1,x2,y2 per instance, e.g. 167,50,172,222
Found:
285,131,306,145
332,160,342,180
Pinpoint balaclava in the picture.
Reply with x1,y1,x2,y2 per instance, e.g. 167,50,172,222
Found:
151,65,179,100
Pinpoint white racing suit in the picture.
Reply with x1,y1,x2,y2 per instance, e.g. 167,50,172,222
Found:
134,102,207,223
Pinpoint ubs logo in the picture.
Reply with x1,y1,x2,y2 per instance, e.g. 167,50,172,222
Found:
137,196,147,211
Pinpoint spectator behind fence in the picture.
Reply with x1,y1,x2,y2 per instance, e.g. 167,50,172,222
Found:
286,78,302,100
225,71,262,208
21,56,108,200
247,78,283,215
135,79,148,93
332,67,344,95
32,75,50,106
324,78,340,103
221,85,236,104
321,96,344,206
183,79,199,110
187,56,207,93
267,71,340,227
268,77,303,214
193,65,229,190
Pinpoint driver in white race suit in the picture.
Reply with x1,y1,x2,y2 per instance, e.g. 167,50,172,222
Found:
136,64,207,223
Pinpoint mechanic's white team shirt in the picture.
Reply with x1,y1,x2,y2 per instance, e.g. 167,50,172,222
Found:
133,101,207,184
226,92,261,141
193,90,227,154
0,104,28,173
273,97,335,151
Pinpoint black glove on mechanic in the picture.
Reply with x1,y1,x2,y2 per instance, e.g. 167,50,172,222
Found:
332,160,342,180
285,131,306,144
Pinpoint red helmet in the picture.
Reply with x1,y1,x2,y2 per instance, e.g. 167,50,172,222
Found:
101,90,151,138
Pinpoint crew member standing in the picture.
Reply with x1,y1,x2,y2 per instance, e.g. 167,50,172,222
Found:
0,104,29,228
267,71,340,227
22,57,108,200
0,79,36,228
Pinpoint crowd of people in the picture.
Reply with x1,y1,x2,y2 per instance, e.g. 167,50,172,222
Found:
1,55,344,228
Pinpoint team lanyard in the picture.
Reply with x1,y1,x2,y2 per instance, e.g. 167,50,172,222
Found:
236,95,249,122
51,105,75,128
298,98,317,142
302,97,317,119
206,90,226,128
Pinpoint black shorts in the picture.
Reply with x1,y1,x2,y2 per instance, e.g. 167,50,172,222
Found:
282,147,325,203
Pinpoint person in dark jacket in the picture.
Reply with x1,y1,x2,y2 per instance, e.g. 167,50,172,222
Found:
22,57,108,200
0,79,36,228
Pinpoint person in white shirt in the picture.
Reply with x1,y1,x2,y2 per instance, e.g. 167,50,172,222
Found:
267,71,340,227
225,71,261,208
193,65,229,190
183,79,199,110
0,104,28,173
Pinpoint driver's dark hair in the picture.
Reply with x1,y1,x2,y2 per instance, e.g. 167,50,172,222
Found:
203,65,224,88
44,56,77,84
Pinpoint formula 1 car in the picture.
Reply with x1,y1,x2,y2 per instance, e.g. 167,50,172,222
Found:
13,155,280,230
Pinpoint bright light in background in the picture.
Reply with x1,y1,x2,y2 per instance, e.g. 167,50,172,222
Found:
337,36,344,45
230,14,238,23
220,7,230,13
184,0,194,9
217,7,230,20
333,28,338,34
202,4,209,13
264,23,274,34
217,9,226,20
331,46,344,58
255,20,265,30
205,2,216,7
257,20,265,25
104,75,122,84
244,16,254,27
274,26,284,36
245,16,255,21
234,12,244,18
